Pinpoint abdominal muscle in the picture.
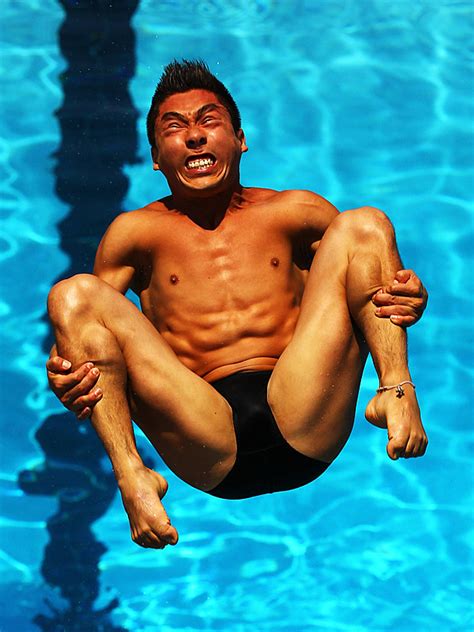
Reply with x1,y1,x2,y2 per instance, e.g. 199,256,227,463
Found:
141,290,301,383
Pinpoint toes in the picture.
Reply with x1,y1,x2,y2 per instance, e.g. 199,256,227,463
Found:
133,531,166,550
387,439,406,460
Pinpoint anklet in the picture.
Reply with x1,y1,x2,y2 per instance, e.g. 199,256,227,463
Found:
376,381,416,398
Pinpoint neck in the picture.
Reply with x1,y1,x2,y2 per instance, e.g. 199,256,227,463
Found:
171,184,246,229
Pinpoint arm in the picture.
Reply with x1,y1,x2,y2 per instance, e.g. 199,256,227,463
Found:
291,192,428,326
47,213,140,417
284,190,339,270
93,212,139,294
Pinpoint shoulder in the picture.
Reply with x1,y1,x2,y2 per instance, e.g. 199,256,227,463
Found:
244,187,336,211
103,199,172,240
260,189,339,232
275,189,338,214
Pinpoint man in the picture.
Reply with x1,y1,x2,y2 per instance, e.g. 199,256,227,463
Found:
47,60,428,550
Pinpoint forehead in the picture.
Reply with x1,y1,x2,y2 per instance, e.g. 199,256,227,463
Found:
158,89,226,118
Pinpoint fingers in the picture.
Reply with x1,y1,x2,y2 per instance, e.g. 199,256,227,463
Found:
46,356,72,373
68,390,103,417
47,360,102,418
390,269,424,298
77,407,92,421
372,290,424,327
393,269,411,284
373,304,418,327
372,291,424,310
63,367,102,406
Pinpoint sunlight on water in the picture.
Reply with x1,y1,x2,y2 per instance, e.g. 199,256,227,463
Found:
1,0,473,630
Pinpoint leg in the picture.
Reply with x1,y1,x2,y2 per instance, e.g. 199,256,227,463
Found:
268,207,427,463
48,275,236,548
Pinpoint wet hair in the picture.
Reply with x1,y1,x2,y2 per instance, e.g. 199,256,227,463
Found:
146,59,241,148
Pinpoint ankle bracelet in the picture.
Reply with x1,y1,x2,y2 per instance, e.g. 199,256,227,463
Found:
376,380,416,398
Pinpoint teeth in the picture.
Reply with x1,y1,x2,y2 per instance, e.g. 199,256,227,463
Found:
187,157,214,169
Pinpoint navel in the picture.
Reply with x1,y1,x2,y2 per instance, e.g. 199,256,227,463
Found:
170,274,179,285
271,257,280,268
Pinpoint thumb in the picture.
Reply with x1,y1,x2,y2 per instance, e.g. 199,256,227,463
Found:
394,269,411,284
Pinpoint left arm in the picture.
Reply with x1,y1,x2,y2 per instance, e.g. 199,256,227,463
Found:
290,192,428,326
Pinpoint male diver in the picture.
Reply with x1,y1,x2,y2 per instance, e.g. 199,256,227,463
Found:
47,60,428,549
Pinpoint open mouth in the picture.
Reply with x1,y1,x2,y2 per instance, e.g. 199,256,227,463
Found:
185,153,217,172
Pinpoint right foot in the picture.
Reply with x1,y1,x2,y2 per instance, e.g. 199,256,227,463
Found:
118,467,179,549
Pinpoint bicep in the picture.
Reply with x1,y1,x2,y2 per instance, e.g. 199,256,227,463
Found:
93,214,137,294
291,191,339,264
304,192,339,246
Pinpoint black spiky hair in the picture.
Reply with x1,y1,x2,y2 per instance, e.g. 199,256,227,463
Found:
146,59,241,147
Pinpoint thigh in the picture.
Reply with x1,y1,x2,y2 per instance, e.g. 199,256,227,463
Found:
268,220,368,462
84,277,237,490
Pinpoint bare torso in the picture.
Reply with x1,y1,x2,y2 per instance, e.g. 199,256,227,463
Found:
95,187,338,381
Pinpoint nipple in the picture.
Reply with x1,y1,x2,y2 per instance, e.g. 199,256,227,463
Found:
170,274,179,285
271,257,280,267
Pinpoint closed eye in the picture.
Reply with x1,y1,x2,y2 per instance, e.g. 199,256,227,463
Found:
201,115,220,125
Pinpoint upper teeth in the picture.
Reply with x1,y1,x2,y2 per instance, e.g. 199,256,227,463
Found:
188,157,213,169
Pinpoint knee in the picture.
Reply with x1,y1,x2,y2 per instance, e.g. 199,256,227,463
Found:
47,273,99,323
331,206,395,243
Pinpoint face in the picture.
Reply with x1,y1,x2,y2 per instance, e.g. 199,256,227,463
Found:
151,89,247,197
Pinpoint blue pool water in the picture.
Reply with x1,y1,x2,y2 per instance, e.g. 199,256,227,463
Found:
1,1,473,630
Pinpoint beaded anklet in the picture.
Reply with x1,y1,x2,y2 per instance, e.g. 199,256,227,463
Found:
376,380,416,398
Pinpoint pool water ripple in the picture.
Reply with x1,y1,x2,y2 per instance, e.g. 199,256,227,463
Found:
1,0,473,630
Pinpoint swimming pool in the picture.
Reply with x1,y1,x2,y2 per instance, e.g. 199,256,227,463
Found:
1,1,473,630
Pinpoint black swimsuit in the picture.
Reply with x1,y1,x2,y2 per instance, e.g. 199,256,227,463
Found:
207,371,331,500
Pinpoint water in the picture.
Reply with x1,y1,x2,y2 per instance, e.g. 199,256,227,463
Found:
1,1,473,630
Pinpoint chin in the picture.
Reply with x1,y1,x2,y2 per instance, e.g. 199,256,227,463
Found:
181,177,229,196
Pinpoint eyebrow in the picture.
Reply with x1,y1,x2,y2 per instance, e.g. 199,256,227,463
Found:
160,103,224,124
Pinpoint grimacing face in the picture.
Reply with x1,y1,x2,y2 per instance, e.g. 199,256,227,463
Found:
151,89,247,197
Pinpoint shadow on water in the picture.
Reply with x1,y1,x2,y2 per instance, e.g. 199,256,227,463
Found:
18,1,140,629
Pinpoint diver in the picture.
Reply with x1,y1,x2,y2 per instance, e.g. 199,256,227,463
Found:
46,60,428,549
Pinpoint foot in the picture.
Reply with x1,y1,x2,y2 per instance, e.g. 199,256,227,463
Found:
118,467,179,549
365,384,428,460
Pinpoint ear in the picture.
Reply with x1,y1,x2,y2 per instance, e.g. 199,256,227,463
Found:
238,129,248,153
151,147,160,171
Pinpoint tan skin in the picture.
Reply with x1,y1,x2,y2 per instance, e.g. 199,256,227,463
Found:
47,89,428,549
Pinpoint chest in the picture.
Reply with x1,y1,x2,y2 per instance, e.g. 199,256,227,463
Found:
138,213,294,298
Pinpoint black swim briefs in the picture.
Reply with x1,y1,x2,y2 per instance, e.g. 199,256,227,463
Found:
207,371,331,500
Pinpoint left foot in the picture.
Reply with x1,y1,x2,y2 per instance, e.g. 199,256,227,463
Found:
365,385,428,459
118,467,179,549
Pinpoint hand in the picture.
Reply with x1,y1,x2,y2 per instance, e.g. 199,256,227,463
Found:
46,356,103,420
372,269,428,327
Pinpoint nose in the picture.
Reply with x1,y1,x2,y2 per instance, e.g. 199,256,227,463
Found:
186,126,207,149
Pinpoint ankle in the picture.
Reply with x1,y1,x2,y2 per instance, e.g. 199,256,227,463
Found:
376,379,416,400
378,369,411,387
114,454,147,486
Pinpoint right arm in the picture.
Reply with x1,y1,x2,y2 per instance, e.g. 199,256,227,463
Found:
47,212,140,417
